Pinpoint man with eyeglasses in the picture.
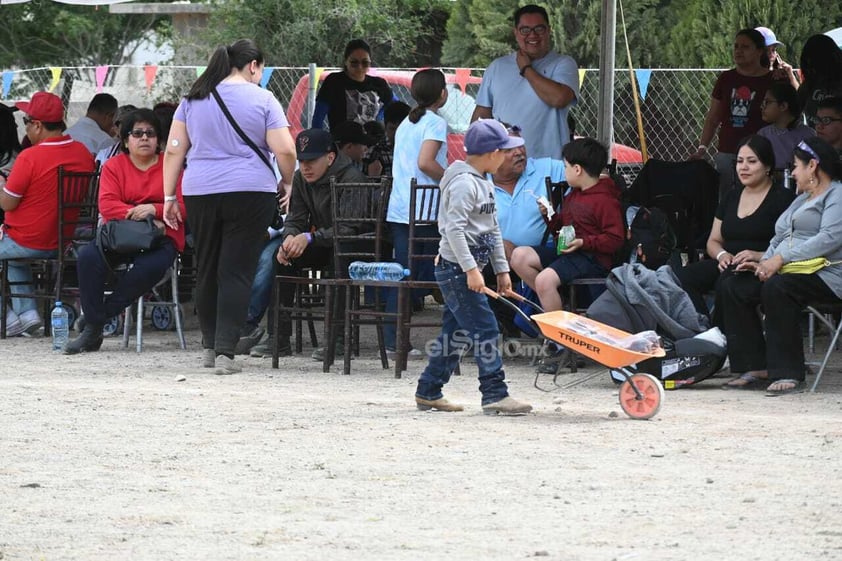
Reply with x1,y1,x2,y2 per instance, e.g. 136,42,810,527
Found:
0,92,94,337
814,97,842,157
472,4,579,160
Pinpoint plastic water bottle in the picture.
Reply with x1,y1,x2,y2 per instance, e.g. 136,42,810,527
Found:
783,166,792,190
51,301,69,351
348,261,410,281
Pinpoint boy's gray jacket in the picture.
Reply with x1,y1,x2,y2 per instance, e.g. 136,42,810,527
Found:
437,161,509,274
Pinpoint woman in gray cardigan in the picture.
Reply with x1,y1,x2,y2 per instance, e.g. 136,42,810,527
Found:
718,137,842,394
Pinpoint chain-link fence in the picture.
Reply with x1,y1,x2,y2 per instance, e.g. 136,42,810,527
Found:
3,65,723,170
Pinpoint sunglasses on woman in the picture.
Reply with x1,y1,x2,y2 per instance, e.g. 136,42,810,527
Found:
348,59,371,68
129,129,157,139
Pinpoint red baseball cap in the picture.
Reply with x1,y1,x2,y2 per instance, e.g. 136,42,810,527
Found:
15,92,64,122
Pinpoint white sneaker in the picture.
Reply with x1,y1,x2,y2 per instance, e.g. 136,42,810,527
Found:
386,347,424,360
4,309,24,337
18,310,43,335
215,355,242,375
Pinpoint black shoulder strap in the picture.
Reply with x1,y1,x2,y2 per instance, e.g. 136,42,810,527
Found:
211,88,274,172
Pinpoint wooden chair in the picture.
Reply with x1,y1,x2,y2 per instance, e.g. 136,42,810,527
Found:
393,180,446,375
332,177,393,374
1,166,100,337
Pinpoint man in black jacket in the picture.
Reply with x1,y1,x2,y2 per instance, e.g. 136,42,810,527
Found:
275,128,367,358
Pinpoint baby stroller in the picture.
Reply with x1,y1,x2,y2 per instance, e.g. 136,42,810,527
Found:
484,287,667,420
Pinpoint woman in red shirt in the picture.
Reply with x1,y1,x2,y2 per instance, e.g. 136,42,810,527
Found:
691,29,777,200
64,108,186,354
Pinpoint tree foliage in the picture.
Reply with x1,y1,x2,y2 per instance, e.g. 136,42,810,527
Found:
441,0,842,69
195,0,451,67
0,1,170,68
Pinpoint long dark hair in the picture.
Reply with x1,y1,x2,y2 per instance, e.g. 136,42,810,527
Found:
0,107,21,167
408,69,446,124
186,39,264,100
736,134,776,174
799,34,842,105
735,29,770,70
793,136,842,181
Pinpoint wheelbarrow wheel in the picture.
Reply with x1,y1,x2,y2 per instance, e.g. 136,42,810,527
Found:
619,373,663,420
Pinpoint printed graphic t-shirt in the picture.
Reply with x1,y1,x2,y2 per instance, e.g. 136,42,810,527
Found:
316,71,393,130
712,69,776,154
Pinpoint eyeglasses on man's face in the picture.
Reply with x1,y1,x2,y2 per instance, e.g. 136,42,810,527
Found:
517,24,548,36
348,59,371,68
129,129,157,139
813,115,842,127
760,99,779,109
22,116,34,125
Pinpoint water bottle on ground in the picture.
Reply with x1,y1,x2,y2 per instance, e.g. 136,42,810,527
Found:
348,261,411,281
51,301,69,351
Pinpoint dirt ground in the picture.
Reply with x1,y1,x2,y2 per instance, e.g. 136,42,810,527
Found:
1,309,841,561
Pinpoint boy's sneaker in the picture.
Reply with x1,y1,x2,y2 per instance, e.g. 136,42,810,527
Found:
215,355,242,375
18,310,43,336
482,396,533,416
4,309,24,337
311,341,346,361
235,326,265,355
251,336,291,358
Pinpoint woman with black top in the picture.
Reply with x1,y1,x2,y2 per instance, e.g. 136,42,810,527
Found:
312,39,395,131
675,135,794,331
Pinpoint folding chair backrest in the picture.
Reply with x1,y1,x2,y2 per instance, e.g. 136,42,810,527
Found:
626,159,718,260
407,178,442,276
330,176,391,277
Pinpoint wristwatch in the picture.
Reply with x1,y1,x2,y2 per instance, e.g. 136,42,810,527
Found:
519,65,532,77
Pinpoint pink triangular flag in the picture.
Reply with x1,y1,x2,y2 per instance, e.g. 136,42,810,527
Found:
145,65,158,92
95,65,109,93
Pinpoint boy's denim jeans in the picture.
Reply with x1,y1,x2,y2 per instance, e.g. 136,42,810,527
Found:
0,234,56,314
416,258,509,405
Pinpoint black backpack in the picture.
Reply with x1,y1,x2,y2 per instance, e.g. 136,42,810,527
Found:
619,204,677,270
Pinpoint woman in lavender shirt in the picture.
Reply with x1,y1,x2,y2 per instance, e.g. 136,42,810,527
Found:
163,39,296,375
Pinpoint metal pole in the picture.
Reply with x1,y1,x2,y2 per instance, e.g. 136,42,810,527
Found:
597,0,616,155
306,63,317,128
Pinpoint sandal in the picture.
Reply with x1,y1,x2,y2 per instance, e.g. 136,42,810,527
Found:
721,372,766,390
765,379,805,396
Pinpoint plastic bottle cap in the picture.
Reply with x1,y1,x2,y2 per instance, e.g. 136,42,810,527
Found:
55,301,62,306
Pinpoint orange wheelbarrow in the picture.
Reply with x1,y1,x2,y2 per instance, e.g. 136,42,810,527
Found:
485,288,666,420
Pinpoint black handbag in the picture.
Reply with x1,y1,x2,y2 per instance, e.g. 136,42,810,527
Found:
97,216,165,255
211,88,284,230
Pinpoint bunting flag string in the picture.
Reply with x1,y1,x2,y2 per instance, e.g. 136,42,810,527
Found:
195,66,206,78
635,69,652,101
95,65,108,93
48,67,62,92
578,69,586,88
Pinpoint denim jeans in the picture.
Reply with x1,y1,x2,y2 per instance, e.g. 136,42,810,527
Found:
246,235,283,330
416,258,509,405
383,221,437,349
0,234,56,314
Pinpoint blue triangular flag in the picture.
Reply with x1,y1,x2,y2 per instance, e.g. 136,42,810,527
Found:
635,69,652,101
260,67,273,89
2,71,13,99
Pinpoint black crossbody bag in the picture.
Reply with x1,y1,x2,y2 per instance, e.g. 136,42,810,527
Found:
211,88,284,229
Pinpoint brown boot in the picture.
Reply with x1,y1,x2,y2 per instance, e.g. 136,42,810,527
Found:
415,396,464,412
482,396,533,416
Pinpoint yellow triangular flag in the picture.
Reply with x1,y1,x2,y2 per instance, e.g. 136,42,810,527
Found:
48,67,62,92
578,69,586,88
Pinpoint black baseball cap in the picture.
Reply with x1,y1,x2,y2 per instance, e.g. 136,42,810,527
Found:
296,128,337,161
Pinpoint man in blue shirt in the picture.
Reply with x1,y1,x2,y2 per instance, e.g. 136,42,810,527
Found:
472,4,579,159
492,127,565,260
